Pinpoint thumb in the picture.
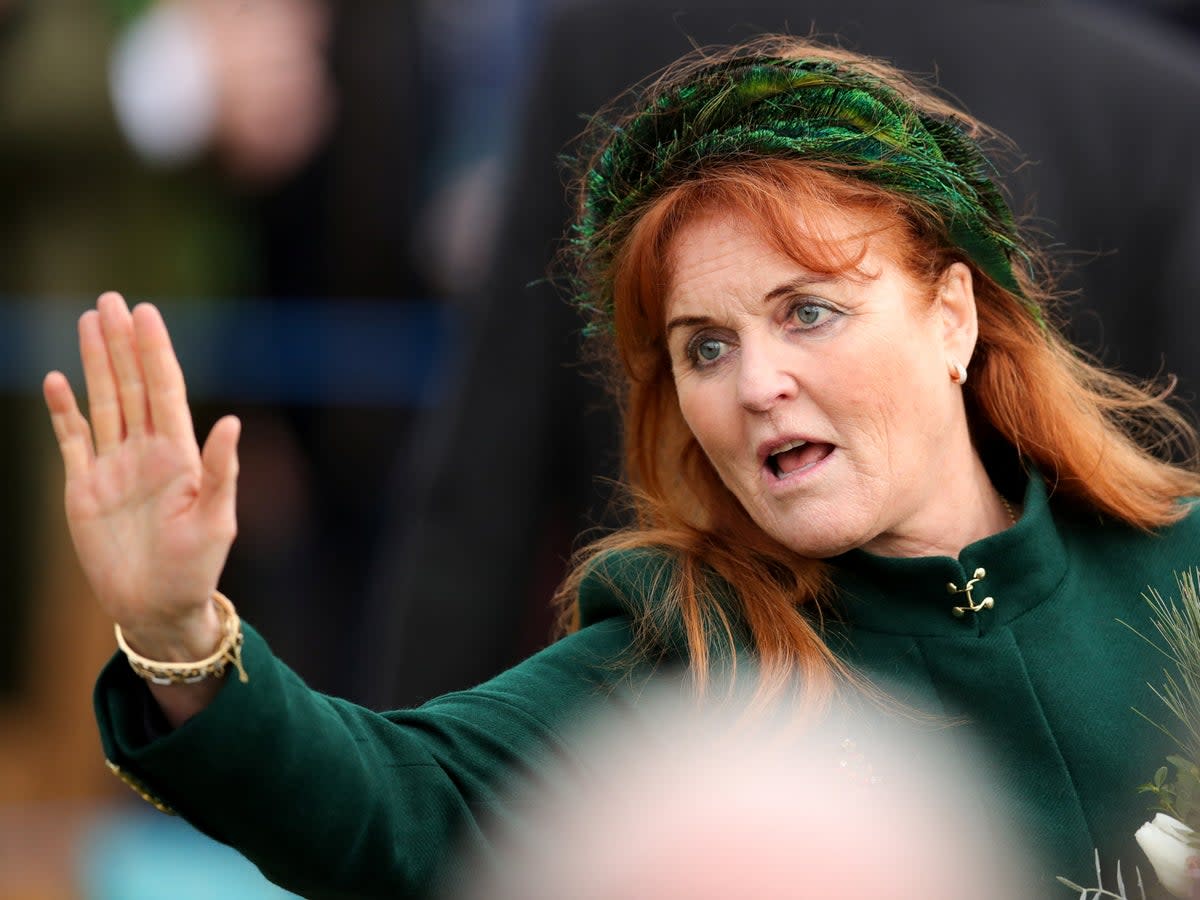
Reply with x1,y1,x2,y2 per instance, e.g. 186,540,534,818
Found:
198,415,241,519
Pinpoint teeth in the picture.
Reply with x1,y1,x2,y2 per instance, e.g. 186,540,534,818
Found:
770,439,808,457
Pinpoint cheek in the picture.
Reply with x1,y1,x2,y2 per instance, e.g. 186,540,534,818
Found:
676,378,736,463
872,350,956,457
824,338,939,456
676,382,710,442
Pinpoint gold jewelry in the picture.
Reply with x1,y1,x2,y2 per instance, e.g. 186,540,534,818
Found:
114,591,249,685
949,567,994,617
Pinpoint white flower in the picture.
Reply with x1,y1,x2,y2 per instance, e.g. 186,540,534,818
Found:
1136,812,1199,898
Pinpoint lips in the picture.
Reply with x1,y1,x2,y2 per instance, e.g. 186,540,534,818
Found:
764,438,835,478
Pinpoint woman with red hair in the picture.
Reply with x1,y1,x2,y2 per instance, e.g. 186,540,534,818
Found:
44,37,1200,897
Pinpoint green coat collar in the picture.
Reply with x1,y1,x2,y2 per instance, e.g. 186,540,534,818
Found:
830,473,1069,637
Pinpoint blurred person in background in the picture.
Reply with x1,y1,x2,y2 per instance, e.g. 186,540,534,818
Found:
108,0,335,184
43,33,1200,897
362,0,1200,713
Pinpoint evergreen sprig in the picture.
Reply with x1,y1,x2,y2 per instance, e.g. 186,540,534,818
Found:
1125,569,1200,841
1064,570,1200,896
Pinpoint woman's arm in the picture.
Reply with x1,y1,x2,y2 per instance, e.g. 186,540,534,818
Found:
46,291,654,896
95,616,641,898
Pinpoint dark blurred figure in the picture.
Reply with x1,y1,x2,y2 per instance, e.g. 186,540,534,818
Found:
224,2,430,699
112,0,424,698
362,0,1200,709
0,0,31,703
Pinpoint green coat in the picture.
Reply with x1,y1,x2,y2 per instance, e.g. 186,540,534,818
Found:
95,475,1198,897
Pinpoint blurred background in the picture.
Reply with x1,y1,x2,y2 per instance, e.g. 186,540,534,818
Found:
0,0,1197,897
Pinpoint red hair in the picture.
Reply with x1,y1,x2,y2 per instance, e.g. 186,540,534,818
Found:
556,155,1200,713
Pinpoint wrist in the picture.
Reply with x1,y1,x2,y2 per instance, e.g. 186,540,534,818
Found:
115,592,248,686
148,676,226,730
119,599,224,662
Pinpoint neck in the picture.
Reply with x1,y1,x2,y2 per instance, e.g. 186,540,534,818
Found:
862,451,1011,559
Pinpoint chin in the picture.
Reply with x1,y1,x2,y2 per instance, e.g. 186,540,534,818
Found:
732,481,878,558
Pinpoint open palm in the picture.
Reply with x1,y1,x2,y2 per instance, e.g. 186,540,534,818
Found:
44,292,240,647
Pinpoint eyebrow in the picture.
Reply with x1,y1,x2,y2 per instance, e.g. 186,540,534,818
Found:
764,273,839,301
665,273,840,336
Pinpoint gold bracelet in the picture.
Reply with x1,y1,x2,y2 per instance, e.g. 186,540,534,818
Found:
114,591,249,686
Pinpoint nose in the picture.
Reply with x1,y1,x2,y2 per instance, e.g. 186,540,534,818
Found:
736,336,799,412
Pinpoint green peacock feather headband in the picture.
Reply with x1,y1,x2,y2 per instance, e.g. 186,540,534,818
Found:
573,54,1041,335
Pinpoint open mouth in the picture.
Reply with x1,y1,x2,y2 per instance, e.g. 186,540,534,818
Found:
766,439,835,479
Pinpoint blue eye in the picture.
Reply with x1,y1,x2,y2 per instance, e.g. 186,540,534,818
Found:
792,303,829,327
687,336,728,367
787,303,835,331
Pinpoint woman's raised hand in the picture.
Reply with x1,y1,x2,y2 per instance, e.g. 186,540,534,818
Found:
43,292,241,661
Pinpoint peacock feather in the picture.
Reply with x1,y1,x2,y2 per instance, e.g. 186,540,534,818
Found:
572,53,1041,336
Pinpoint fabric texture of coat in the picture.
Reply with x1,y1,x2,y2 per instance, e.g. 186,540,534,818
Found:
96,473,1200,897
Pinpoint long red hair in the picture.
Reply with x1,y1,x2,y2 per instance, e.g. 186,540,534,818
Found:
556,63,1200,714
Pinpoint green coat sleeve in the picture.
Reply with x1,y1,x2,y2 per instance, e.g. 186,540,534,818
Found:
94,604,643,899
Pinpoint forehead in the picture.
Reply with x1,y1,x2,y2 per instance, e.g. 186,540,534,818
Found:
664,202,892,307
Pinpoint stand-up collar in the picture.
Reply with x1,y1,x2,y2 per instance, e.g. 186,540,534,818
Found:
829,474,1068,637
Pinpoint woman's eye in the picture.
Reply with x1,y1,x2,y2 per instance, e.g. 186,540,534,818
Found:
688,336,728,365
791,303,831,328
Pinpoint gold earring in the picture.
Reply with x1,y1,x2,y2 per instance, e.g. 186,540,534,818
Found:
948,358,968,385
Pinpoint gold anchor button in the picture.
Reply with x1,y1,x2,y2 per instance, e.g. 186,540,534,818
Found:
947,567,994,617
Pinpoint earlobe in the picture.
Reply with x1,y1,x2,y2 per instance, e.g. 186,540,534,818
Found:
938,262,979,363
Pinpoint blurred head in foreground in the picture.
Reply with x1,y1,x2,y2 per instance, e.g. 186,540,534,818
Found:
463,697,1028,899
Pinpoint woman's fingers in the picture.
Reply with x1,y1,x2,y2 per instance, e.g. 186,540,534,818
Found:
198,415,241,526
43,370,95,480
81,294,196,453
133,302,196,444
79,309,122,453
98,292,150,439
